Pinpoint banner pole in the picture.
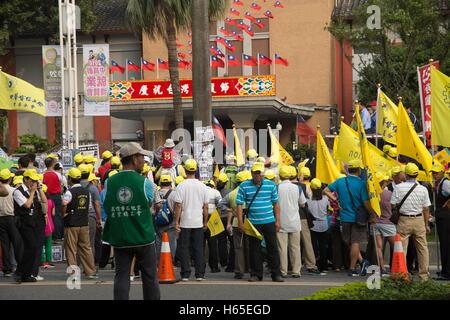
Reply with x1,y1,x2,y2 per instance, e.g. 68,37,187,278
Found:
417,66,427,145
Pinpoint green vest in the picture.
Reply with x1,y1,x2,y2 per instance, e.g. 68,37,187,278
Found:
102,171,156,248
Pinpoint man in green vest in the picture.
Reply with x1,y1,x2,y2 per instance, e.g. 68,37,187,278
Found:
103,142,160,300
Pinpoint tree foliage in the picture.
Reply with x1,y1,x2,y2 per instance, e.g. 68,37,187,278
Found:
327,0,450,114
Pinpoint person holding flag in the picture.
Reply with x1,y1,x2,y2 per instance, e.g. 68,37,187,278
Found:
203,180,223,273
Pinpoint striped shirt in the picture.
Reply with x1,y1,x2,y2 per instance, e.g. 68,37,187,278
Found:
390,180,431,215
236,179,279,225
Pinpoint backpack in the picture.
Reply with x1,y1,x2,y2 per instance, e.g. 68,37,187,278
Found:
161,148,175,168
155,189,174,226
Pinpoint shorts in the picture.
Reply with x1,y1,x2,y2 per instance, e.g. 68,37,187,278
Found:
370,223,397,237
340,222,367,245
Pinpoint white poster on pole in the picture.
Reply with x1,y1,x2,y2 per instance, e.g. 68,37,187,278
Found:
42,45,63,117
82,44,110,116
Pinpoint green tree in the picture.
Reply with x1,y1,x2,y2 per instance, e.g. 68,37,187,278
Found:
327,0,450,116
126,0,228,129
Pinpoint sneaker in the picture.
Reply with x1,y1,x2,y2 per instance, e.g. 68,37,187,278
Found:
272,276,285,283
196,277,204,281
248,276,262,282
292,274,301,278
319,271,327,276
87,274,99,280
3,272,13,278
21,276,37,283
130,276,135,281
33,275,44,281
44,263,55,269
181,278,189,282
348,269,359,277
133,274,141,279
359,259,369,276
306,268,321,275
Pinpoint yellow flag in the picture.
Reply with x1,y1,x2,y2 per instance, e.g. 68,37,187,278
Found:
333,135,345,173
233,126,245,167
355,106,381,216
207,210,225,237
376,89,398,145
214,164,220,178
431,67,450,147
0,70,46,116
397,101,432,172
434,148,450,166
316,130,340,184
243,218,263,240
336,122,396,175
268,126,293,166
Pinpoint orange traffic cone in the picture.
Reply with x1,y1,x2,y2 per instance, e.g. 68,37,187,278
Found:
391,234,409,280
158,231,176,284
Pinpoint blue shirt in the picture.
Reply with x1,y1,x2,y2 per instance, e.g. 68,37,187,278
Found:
236,179,279,225
360,107,371,130
328,176,369,223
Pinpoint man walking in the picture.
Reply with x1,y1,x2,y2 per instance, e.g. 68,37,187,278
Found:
103,142,160,300
43,156,64,240
236,162,284,282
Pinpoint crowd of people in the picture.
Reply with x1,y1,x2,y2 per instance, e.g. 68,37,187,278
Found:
0,136,449,300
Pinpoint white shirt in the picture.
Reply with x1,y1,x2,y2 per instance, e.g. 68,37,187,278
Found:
13,184,41,208
206,187,222,215
278,180,306,233
438,178,450,197
307,197,330,233
62,184,82,205
391,181,431,215
0,184,15,216
173,178,209,228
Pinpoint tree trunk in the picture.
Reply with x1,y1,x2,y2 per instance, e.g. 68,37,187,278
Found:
192,0,212,127
166,21,184,129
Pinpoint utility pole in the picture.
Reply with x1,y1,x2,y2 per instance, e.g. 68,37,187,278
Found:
192,0,211,127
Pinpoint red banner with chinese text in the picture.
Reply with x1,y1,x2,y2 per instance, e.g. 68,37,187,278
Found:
418,61,439,145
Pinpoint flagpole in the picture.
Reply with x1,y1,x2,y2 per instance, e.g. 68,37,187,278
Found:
375,83,381,148
157,59,160,80
225,55,229,76
140,57,143,80
273,54,276,76
125,59,128,81
257,53,260,76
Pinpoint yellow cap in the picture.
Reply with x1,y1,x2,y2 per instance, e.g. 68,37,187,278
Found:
38,174,44,181
175,176,185,186
300,167,311,178
102,150,113,160
78,164,90,175
269,156,278,164
110,156,121,166
310,178,322,190
348,159,363,169
226,154,237,163
108,170,119,178
264,169,276,180
185,159,197,172
218,172,229,184
391,166,403,175
251,162,265,173
41,184,48,193
236,171,251,183
246,149,258,159
46,153,59,160
383,145,392,154
430,163,445,173
279,165,291,179
405,163,419,176
23,169,40,181
142,163,150,174
74,153,84,164
388,147,398,158
204,179,216,187
289,166,297,178
0,169,15,180
87,164,94,174
160,175,172,183
84,155,98,164
88,173,100,182
256,156,266,163
67,168,82,179
150,166,157,172
13,175,23,186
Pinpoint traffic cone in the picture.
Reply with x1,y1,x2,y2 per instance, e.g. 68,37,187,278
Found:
158,231,176,284
391,234,409,280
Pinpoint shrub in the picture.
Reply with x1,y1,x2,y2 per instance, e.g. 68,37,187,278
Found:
299,278,450,300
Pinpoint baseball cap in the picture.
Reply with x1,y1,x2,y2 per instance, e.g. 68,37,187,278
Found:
175,176,185,186
46,153,59,160
160,175,172,183
264,169,275,180
185,159,197,172
246,149,258,159
430,163,445,173
88,174,100,182
23,169,40,181
84,155,98,164
348,159,363,169
13,175,23,186
251,162,265,173
67,168,82,180
388,147,398,158
0,169,15,180
119,142,151,158
279,165,291,179
108,170,119,179
236,171,251,183
204,179,216,188
111,156,121,167
78,164,90,175
218,172,229,184
102,150,113,160
405,163,419,176
310,178,322,190
289,166,297,178
256,156,266,163
300,167,311,178
391,166,403,175
74,153,84,164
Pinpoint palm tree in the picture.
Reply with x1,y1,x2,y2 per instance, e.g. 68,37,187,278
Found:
126,0,228,130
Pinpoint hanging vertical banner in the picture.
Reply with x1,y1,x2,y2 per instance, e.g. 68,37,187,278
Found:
82,44,110,116
417,61,439,145
42,46,62,117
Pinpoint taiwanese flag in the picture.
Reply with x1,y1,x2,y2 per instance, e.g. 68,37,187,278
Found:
219,27,232,36
210,46,225,58
274,1,284,8
141,58,155,71
188,40,192,48
230,8,240,16
264,10,274,18
254,18,265,29
110,60,125,74
258,53,272,65
275,53,289,66
215,36,234,52
296,114,317,145
127,59,140,72
213,116,228,147
187,32,192,38
177,52,186,59
245,12,257,23
211,56,225,68
251,2,262,10
225,17,237,26
158,58,169,70
233,0,244,6
232,31,244,42
227,55,241,66
236,20,249,30
243,54,258,66
243,26,255,37
178,59,190,69
216,48,226,58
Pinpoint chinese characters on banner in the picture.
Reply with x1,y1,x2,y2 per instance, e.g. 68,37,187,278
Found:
83,45,110,116
42,45,62,116
109,75,276,101
194,126,215,181
418,61,439,144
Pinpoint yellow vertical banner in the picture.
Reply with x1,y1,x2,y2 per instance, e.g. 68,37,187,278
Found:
207,210,225,237
431,67,450,147
316,129,340,184
232,125,245,167
376,89,398,145
268,125,294,166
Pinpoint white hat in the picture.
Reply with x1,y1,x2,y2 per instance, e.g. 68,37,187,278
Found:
144,156,150,163
164,139,175,148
